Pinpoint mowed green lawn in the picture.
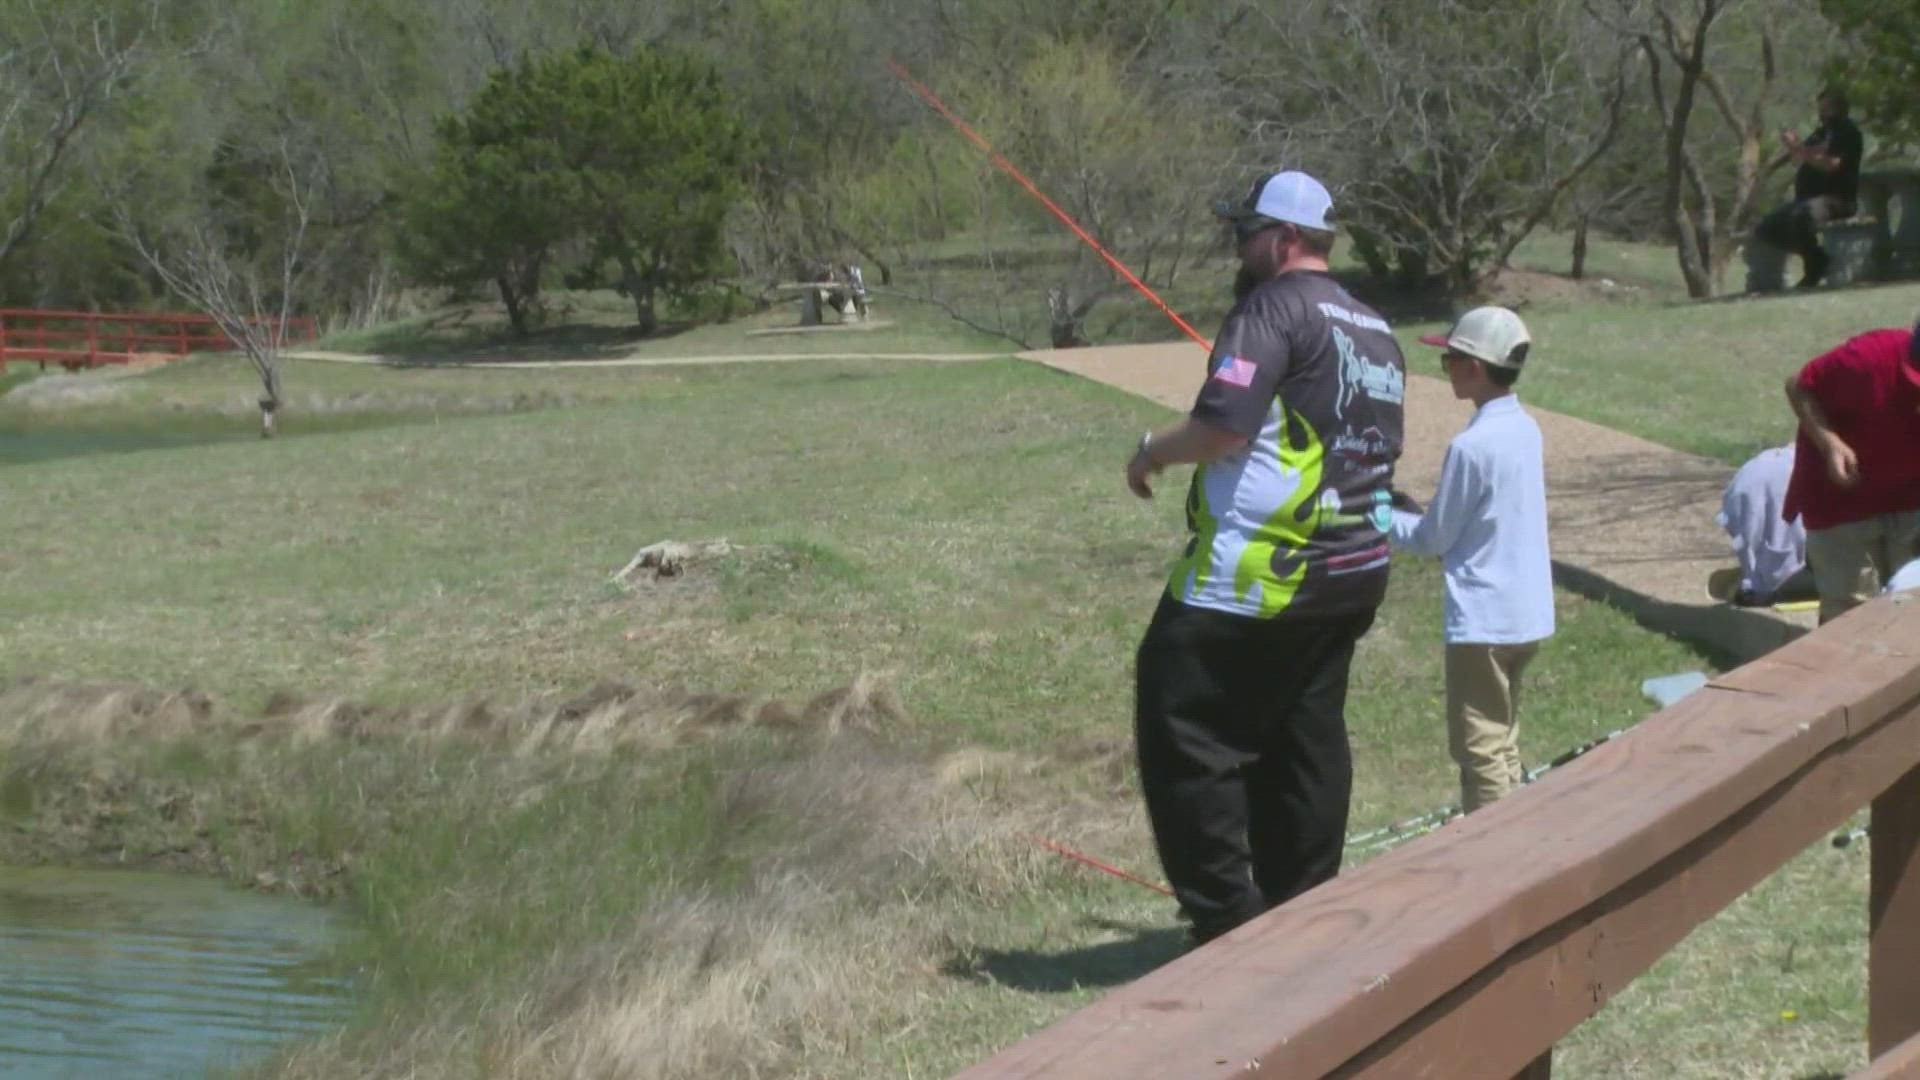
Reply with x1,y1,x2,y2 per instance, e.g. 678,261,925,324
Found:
1404,279,1920,468
0,254,1895,1076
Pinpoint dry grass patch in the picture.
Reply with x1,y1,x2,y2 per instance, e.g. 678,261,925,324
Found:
0,672,906,753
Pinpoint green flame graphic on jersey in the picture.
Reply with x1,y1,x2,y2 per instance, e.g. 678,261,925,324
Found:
1169,404,1329,618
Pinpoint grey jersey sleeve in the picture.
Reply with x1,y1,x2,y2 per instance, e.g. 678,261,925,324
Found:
1190,301,1291,437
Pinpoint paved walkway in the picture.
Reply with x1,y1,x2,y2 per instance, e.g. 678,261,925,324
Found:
1019,343,1813,663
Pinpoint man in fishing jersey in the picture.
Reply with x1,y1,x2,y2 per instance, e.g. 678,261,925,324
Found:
1125,170,1406,946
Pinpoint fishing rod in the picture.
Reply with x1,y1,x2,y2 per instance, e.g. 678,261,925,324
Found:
883,57,1213,352
1026,833,1174,896
1031,725,1637,896
1346,727,1633,855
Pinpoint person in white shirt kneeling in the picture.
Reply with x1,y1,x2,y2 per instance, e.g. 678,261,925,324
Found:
1390,306,1556,813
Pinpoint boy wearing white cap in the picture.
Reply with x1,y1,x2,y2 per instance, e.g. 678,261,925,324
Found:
1390,306,1554,813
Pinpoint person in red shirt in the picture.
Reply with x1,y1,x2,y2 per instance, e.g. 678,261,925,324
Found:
1782,321,1920,622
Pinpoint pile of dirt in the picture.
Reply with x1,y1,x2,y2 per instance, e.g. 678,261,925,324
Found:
612,539,744,588
1482,267,1649,308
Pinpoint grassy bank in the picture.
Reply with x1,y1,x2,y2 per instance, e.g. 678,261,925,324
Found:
1,233,1896,1075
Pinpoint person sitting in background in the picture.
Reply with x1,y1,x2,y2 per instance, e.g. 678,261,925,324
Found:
1751,88,1864,289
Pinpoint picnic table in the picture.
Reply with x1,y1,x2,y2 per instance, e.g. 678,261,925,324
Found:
1745,166,1920,290
769,267,870,325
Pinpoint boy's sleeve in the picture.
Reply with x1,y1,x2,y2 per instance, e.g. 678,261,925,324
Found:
1190,299,1292,438
1389,443,1478,557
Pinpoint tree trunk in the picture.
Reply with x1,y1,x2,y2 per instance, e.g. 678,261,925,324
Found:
1046,287,1090,349
1649,8,1723,300
923,143,947,241
255,351,283,439
497,274,529,335
1571,216,1590,279
616,253,657,335
1665,130,1714,298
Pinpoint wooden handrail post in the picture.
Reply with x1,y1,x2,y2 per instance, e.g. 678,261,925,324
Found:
1871,761,1920,1058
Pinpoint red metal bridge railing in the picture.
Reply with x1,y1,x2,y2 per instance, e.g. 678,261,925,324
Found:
0,309,318,373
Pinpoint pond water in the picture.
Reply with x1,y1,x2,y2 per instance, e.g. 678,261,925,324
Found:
0,867,352,1078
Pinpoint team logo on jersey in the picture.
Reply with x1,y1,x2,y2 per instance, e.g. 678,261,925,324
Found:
1332,328,1404,420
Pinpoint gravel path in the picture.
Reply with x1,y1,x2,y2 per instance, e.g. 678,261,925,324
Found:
1019,342,1813,663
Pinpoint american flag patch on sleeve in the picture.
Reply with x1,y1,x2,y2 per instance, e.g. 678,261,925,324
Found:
1210,354,1257,388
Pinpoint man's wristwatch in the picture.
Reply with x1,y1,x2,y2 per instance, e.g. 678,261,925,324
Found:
1136,431,1155,465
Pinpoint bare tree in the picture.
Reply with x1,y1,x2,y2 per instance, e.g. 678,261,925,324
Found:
1246,0,1633,294
864,37,1227,348
0,0,156,271
1586,0,1809,296
109,139,319,438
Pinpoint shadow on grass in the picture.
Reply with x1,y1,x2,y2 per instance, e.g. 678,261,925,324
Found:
1688,273,1920,308
1551,560,1787,672
383,321,703,366
944,920,1187,993
0,410,517,467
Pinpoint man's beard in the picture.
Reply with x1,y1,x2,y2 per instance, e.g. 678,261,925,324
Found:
1232,265,1262,302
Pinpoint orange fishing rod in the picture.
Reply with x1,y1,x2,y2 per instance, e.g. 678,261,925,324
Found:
884,57,1212,352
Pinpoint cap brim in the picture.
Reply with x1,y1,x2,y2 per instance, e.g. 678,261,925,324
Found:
1418,333,1451,349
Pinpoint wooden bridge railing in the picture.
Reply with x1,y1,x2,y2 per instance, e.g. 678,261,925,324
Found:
954,593,1920,1079
0,308,317,373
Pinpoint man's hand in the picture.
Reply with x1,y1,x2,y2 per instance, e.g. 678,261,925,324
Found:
1123,420,1246,499
1823,437,1861,487
1127,437,1163,499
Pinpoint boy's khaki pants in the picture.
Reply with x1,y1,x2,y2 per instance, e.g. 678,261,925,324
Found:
1446,642,1541,813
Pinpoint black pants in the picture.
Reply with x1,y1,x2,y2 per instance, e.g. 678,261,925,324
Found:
1134,595,1375,942
1754,196,1854,268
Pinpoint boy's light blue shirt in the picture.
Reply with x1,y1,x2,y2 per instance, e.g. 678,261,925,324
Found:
1389,394,1556,644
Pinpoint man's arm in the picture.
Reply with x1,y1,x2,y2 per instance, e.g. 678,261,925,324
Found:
1129,296,1291,499
1791,124,1861,175
1796,147,1846,174
1126,419,1247,499
1784,372,1860,487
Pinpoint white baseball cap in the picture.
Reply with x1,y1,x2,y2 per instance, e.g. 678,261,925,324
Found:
1420,306,1531,369
1214,170,1334,232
